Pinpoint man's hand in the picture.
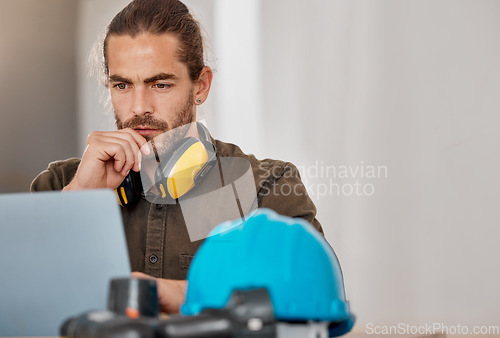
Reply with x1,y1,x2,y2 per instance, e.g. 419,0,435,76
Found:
64,128,150,191
131,271,187,314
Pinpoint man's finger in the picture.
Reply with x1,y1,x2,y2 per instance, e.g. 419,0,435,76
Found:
94,135,139,174
120,128,151,155
131,271,155,280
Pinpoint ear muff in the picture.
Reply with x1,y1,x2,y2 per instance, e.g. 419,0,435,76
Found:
115,170,143,206
116,122,217,206
156,137,209,199
154,123,217,201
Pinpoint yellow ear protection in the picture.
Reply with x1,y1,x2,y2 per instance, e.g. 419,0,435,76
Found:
115,123,216,206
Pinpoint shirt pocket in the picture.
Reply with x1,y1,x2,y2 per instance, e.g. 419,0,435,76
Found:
179,254,194,279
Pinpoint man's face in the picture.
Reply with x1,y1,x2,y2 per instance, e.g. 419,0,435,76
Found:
107,33,195,141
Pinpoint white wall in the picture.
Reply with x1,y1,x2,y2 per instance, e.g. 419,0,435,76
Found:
211,0,263,156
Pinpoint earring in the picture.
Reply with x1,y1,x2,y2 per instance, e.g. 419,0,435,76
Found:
196,98,202,104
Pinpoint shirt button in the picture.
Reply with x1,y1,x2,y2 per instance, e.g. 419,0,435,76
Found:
155,204,163,210
149,254,158,264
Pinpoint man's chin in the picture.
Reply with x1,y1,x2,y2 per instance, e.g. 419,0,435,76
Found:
145,134,159,142
149,124,192,155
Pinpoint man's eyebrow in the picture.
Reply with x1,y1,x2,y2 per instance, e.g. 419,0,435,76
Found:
144,73,179,83
109,75,132,83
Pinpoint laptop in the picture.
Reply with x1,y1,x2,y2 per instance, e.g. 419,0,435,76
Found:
0,189,131,337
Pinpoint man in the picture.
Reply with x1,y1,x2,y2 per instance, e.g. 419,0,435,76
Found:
31,0,322,314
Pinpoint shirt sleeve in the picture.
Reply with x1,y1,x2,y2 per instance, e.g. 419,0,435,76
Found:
30,159,80,192
257,162,324,236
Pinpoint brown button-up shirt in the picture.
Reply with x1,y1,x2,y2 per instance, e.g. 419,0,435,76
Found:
31,139,323,280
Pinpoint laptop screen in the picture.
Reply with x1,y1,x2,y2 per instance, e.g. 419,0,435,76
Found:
0,189,130,337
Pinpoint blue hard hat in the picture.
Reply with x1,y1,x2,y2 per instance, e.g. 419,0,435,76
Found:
181,209,355,337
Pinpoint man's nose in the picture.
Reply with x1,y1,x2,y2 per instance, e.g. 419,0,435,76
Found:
132,87,153,115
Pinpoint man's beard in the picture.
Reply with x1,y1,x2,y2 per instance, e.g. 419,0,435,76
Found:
115,95,195,156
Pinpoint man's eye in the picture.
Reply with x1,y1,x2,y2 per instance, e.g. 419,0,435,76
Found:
154,83,171,89
114,83,127,90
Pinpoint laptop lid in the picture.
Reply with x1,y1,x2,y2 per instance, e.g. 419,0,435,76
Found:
0,189,130,337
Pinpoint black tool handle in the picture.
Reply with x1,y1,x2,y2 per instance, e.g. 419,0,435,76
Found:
157,314,233,338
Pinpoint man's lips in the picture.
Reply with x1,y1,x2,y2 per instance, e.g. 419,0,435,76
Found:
134,128,160,137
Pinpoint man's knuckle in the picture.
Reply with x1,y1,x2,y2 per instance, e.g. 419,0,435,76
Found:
87,131,99,141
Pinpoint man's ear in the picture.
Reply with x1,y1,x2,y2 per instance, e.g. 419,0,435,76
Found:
194,66,213,105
